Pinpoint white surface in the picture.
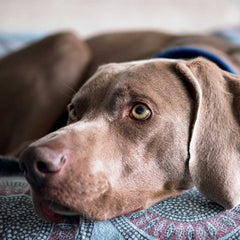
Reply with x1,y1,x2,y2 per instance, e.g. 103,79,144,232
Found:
0,0,239,37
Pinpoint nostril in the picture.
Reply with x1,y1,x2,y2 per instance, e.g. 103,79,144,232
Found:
19,146,66,187
36,161,52,174
35,155,66,174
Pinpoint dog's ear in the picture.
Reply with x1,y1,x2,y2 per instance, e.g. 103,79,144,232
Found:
176,57,240,209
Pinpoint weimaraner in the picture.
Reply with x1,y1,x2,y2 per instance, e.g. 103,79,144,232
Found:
1,31,240,221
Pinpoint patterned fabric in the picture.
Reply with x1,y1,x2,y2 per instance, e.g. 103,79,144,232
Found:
1,178,240,240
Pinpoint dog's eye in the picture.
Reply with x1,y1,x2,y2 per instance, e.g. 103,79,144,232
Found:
68,104,77,122
130,103,151,120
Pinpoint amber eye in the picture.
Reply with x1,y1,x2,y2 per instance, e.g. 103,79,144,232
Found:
68,104,77,122
131,103,151,120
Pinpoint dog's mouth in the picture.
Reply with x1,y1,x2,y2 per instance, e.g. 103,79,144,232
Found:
30,174,111,221
49,203,78,216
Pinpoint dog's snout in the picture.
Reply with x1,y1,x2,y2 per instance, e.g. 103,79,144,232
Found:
20,146,66,186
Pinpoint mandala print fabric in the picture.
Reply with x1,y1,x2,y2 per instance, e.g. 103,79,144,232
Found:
1,178,240,240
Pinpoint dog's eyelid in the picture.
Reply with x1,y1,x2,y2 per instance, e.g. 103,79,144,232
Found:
130,97,158,114
128,93,158,112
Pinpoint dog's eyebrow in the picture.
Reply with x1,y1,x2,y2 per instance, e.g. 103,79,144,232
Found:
129,92,159,114
108,87,159,113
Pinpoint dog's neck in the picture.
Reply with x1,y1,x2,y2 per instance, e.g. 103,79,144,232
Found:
155,46,237,75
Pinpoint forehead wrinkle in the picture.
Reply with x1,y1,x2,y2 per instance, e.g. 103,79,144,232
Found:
72,73,114,111
106,65,160,111
83,63,135,97
70,65,135,121
74,61,147,104
113,87,158,107
73,60,174,115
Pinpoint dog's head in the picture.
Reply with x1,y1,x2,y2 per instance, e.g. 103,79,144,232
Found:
20,58,240,221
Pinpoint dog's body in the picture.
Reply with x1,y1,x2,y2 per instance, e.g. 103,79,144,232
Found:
1,30,240,221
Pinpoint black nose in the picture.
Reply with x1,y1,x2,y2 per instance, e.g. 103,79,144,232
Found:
19,146,66,187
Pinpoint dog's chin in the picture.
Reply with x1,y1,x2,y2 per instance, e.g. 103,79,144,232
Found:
34,199,79,222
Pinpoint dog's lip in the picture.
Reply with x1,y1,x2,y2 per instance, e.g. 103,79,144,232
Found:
36,199,78,221
48,201,79,216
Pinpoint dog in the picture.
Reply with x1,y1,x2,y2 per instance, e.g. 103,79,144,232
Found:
1,31,240,221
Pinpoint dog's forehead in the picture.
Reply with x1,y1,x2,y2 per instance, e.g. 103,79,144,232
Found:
73,58,179,100
98,58,178,75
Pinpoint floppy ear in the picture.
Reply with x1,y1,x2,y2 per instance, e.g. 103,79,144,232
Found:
176,57,240,209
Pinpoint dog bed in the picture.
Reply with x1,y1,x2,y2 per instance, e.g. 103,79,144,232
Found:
1,27,240,240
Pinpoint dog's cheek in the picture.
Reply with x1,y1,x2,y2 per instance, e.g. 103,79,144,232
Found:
146,120,189,177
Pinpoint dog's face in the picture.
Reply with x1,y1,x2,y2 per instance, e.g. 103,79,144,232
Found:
20,58,240,221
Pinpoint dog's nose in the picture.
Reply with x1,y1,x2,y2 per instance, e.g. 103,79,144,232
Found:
19,146,66,187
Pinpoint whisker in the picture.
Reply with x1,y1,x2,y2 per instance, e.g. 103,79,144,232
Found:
62,82,77,95
56,90,73,99
55,82,78,99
